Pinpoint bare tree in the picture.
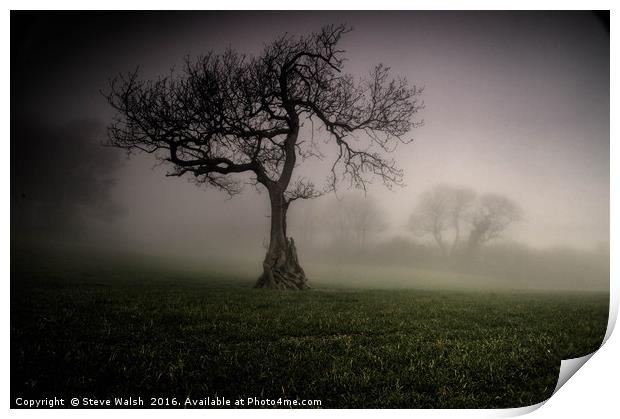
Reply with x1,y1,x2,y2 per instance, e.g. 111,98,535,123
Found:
329,194,388,247
104,24,423,289
449,187,477,254
466,193,522,252
408,185,475,256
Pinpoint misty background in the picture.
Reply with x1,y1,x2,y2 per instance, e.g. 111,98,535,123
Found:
10,11,609,291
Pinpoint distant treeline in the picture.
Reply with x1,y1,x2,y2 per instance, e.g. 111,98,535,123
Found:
285,187,608,291
295,236,609,291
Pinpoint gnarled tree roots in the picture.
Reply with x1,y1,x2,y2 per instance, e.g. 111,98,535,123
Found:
254,238,309,290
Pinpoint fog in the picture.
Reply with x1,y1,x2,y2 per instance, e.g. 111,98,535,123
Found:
11,11,609,292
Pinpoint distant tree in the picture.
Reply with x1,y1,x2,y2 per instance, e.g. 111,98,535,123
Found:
408,185,475,256
330,194,388,247
465,193,522,253
447,187,477,254
104,24,423,289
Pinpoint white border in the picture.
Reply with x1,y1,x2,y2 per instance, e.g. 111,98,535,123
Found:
3,2,617,418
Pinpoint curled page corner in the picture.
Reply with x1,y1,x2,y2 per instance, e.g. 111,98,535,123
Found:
502,291,616,417
552,353,595,395
493,400,546,417
492,353,596,417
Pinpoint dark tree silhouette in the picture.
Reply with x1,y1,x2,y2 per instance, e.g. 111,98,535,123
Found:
104,24,423,289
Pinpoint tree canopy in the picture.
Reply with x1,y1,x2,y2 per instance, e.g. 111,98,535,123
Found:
105,24,424,201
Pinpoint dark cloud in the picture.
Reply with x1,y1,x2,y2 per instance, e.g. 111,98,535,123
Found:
11,117,125,240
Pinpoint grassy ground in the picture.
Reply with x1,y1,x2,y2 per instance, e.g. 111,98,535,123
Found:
11,269,608,408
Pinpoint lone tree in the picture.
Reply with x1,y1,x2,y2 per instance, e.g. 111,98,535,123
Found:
104,24,423,289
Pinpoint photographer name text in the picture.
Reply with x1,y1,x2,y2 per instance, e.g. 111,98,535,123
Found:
14,396,321,408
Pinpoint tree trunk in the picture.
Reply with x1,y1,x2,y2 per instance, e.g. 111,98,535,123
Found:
254,189,309,290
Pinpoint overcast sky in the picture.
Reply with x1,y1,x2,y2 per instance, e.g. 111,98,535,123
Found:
11,11,609,259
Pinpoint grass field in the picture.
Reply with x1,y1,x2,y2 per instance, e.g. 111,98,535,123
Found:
11,268,608,408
